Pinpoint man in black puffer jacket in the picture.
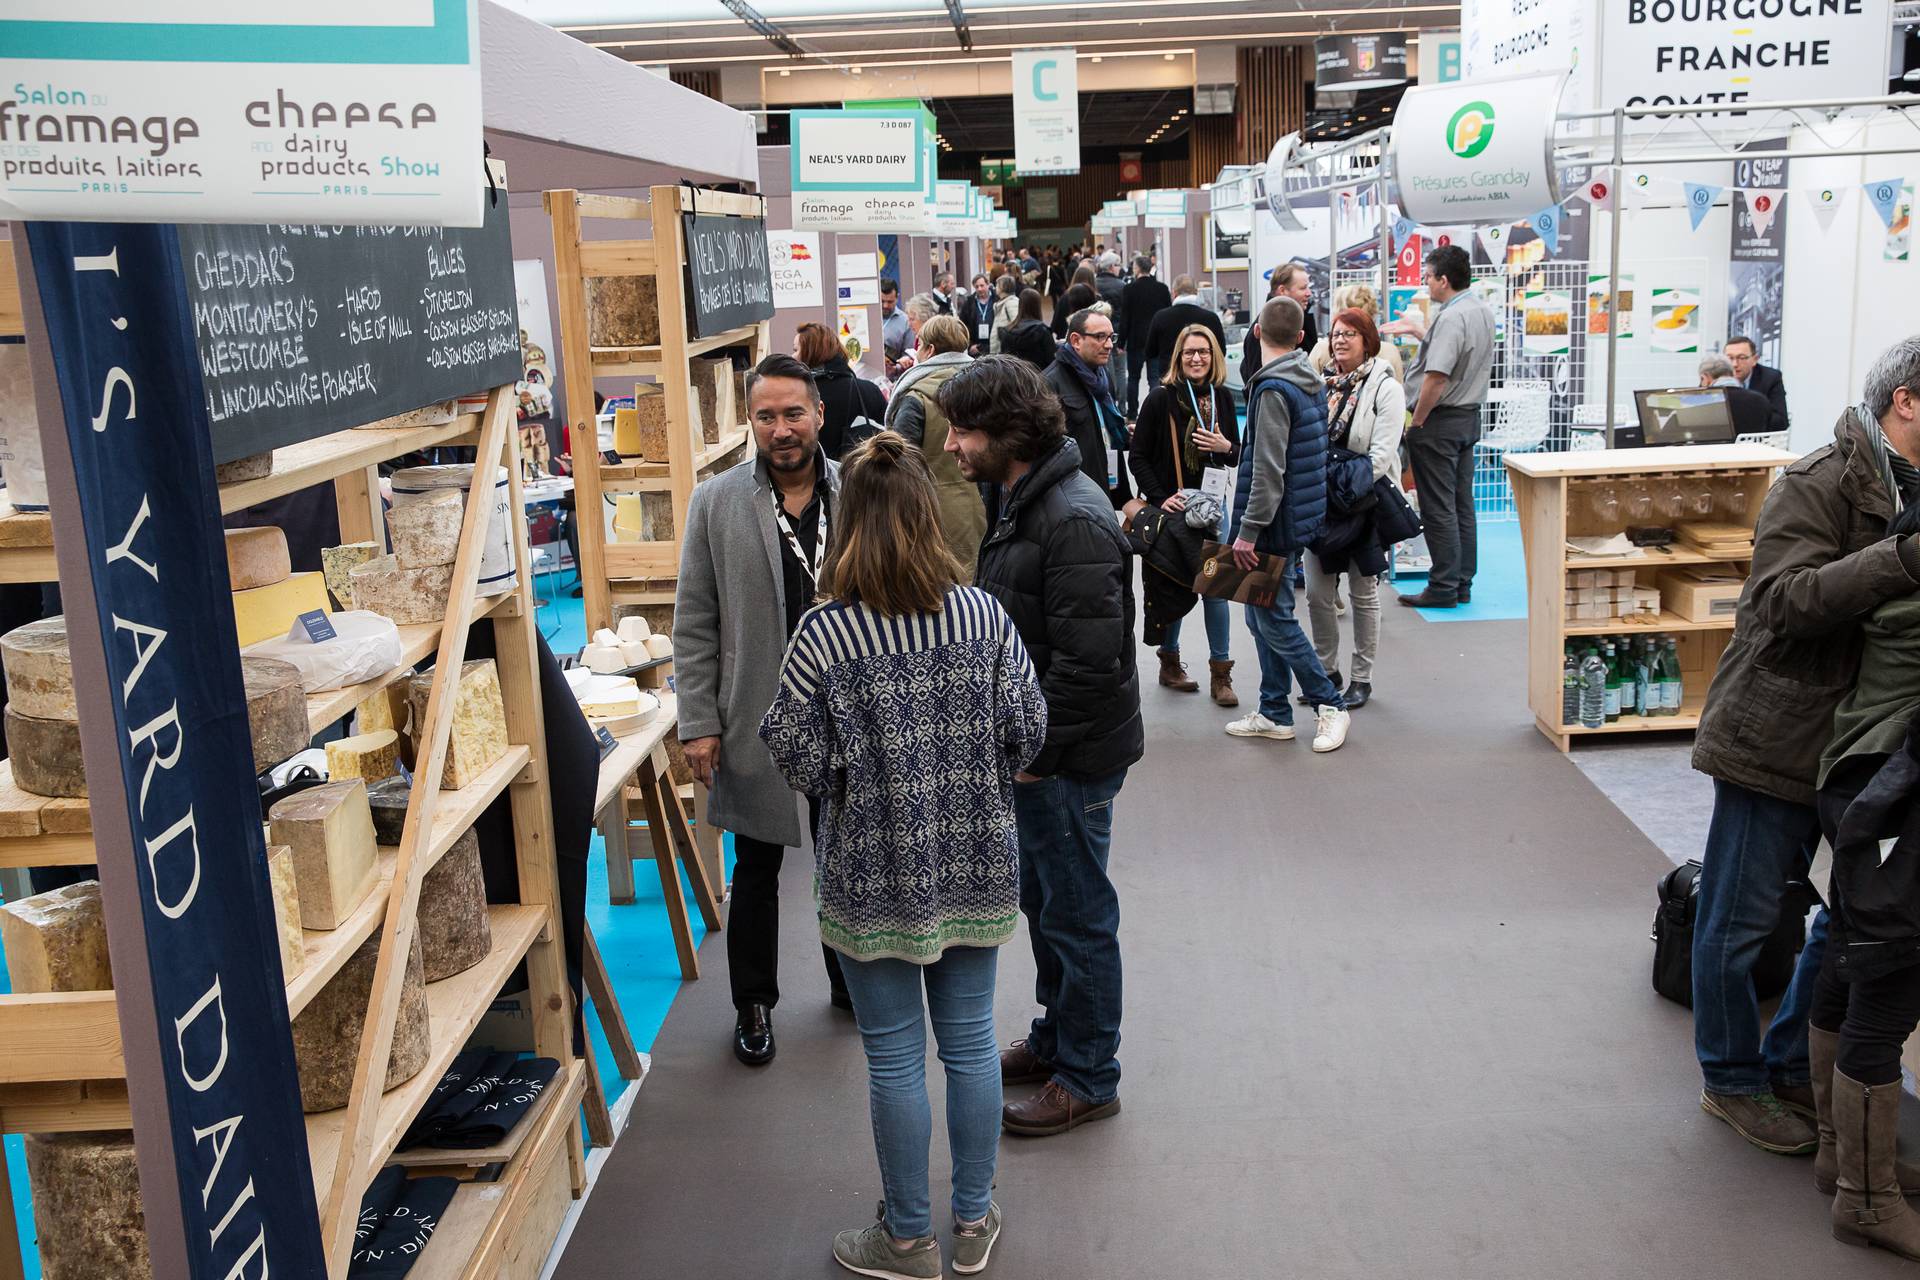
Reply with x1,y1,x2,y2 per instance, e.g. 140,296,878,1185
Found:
938,355,1143,1140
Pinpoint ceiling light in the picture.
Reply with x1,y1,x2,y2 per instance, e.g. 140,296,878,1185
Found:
1176,108,1187,115
1091,55,1103,63
1163,53,1176,60
778,68,791,76
851,65,863,73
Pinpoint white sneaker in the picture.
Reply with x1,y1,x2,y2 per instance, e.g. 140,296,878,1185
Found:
1225,712,1294,741
1312,705,1351,753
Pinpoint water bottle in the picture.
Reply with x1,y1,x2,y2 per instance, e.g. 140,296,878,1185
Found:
1562,646,1580,727
1633,638,1653,718
1602,641,1621,723
1660,637,1684,714
1579,648,1607,729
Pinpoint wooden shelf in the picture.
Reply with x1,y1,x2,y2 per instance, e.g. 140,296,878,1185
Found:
300,592,510,737
283,745,531,1018
588,322,762,375
1555,690,1709,735
1564,611,1735,636
1508,443,1795,479
304,904,545,1204
597,425,752,491
1564,546,1748,570
219,414,482,514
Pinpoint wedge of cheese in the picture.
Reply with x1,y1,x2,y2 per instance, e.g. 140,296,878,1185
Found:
407,660,508,790
577,675,642,719
0,880,111,993
321,541,382,611
266,845,304,980
269,780,377,930
232,571,330,648
324,728,400,783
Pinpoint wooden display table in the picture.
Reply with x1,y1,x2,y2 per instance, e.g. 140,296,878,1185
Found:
1508,443,1797,751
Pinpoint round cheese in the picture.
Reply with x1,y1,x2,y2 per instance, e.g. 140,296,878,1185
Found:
224,526,291,591
5,707,85,797
291,932,429,1113
243,656,310,774
386,488,464,570
366,775,413,845
0,616,75,721
25,1132,151,1279
421,827,490,981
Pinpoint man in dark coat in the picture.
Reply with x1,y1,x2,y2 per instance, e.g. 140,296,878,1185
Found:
1093,252,1129,413
1699,355,1774,439
1726,335,1790,434
937,355,1143,1138
1144,276,1227,386
1119,254,1171,417
1043,307,1132,509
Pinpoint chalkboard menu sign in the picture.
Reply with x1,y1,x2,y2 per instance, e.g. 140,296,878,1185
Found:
177,197,522,464
682,212,775,340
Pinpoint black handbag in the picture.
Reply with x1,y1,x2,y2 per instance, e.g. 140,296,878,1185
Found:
1650,860,1815,1008
1324,445,1376,517
1370,476,1423,545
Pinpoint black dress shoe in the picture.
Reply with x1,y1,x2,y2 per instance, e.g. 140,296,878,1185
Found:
1343,681,1372,710
1397,590,1457,608
734,1004,775,1066
1300,671,1342,707
1458,588,1472,604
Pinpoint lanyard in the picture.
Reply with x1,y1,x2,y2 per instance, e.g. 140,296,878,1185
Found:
773,486,828,587
1184,380,1211,433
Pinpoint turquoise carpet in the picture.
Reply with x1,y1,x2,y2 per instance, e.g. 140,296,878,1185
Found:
1405,519,1528,623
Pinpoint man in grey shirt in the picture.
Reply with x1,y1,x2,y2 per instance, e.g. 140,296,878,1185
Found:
1399,244,1496,609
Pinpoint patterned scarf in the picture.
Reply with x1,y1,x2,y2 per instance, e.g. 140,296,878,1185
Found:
1059,341,1129,449
1324,358,1375,451
1173,379,1216,482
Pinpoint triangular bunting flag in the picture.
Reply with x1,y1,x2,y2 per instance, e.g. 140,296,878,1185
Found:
1625,171,1659,208
1531,205,1564,254
1392,216,1417,248
1577,177,1614,211
1476,222,1512,262
1683,183,1722,231
1865,178,1904,228
1742,189,1780,238
1805,185,1847,234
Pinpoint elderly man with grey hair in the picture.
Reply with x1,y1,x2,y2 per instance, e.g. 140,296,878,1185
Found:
1689,335,1920,1162
1699,353,1777,438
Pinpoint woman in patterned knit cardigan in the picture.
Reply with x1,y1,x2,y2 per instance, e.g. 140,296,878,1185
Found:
762,432,1047,1279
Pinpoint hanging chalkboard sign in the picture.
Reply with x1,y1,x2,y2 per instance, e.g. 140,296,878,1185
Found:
177,196,522,464
682,211,775,339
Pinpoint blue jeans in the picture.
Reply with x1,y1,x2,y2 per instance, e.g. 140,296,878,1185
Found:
1013,769,1126,1104
1165,596,1232,663
1692,778,1828,1094
837,946,1001,1238
1242,587,1340,723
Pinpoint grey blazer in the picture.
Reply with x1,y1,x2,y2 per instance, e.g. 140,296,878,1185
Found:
675,453,840,846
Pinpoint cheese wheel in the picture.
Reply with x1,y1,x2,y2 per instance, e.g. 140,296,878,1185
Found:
214,450,272,483
223,526,291,591
232,571,330,648
269,780,378,930
420,827,490,981
324,728,399,782
366,774,413,845
321,541,382,611
0,616,75,721
406,660,508,790
616,616,652,644
5,707,85,798
242,656,310,774
0,880,111,994
643,634,673,659
291,932,429,1113
387,488,463,570
25,1132,151,1279
349,555,454,626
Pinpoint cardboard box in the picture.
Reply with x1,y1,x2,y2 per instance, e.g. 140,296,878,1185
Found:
1568,568,1636,590
1659,567,1743,622
1567,585,1633,604
1565,597,1617,622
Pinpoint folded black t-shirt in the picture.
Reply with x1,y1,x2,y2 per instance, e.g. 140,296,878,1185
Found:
351,1166,457,1278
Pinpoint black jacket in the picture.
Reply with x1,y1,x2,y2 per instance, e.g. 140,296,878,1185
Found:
956,293,995,352
1724,384,1775,439
978,437,1144,780
1145,302,1228,371
1130,381,1240,505
1242,309,1316,385
1119,276,1171,352
1001,319,1057,372
1043,351,1131,508
1745,363,1790,434
1095,271,1127,334
813,356,887,461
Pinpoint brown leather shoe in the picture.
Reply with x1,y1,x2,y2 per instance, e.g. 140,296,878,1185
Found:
1156,649,1198,692
1002,1080,1121,1137
1208,659,1238,707
999,1039,1053,1086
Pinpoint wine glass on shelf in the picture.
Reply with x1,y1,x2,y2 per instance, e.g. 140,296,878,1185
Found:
1588,483,1620,524
1624,482,1654,522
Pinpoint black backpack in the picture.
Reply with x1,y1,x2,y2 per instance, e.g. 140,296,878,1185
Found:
1651,860,1816,1007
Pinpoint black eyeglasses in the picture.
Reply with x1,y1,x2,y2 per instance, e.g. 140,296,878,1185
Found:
1330,330,1362,341
1078,332,1116,344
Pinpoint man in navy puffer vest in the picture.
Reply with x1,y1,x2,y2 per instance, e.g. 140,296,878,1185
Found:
1226,295,1351,753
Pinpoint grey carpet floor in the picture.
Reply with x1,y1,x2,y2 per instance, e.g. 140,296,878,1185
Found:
555,597,1910,1280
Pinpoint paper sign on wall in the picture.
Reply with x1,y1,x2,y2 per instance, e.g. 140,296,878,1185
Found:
836,251,878,280
837,304,871,360
769,230,823,308
837,276,879,306
0,0,485,226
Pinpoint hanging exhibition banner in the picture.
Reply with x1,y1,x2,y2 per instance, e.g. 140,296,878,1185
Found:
1728,145,1789,365
768,230,822,309
1390,71,1568,225
1315,33,1410,92
1599,0,1892,118
1012,47,1080,176
1419,30,1462,84
1460,0,1595,112
1144,190,1187,230
789,108,925,192
23,219,328,1279
0,0,486,226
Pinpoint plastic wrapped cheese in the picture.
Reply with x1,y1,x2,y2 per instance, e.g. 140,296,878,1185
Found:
246,610,404,693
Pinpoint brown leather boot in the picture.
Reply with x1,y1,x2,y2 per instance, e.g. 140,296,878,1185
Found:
1814,1029,1920,1197
1002,1080,1121,1137
1833,1069,1920,1258
1157,649,1198,692
999,1039,1053,1086
1208,659,1238,707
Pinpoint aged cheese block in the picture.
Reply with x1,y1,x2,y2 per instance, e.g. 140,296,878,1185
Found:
387,487,464,569
0,880,111,993
693,354,733,445
585,273,660,347
267,844,304,980
223,526,291,591
233,570,330,647
215,450,273,483
350,554,454,626
269,780,378,930
361,400,457,431
365,774,413,845
243,655,311,773
617,615,652,644
291,932,430,1113
643,633,673,660
0,615,75,720
326,728,400,783
407,660,509,790
321,541,383,610
608,490,674,540
631,386,671,462
421,827,491,981
6,706,85,797
26,1132,151,1279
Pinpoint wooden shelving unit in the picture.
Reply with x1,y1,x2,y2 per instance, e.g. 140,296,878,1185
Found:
0,386,586,1277
1508,443,1797,752
543,185,769,635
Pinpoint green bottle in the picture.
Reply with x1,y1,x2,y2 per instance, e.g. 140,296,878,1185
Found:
1562,645,1580,727
1660,637,1684,715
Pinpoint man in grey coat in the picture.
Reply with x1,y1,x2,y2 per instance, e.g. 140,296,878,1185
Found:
677,354,849,1066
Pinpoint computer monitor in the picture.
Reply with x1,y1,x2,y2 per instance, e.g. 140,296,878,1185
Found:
1632,387,1736,447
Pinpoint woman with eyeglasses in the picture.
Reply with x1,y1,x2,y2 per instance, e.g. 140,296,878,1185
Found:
1302,308,1405,711
1130,323,1242,705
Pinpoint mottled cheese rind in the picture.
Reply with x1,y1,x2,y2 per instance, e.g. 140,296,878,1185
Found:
232,571,330,648
269,779,378,930
0,615,75,721
420,827,491,981
266,845,304,981
214,450,273,483
693,354,733,445
25,1132,151,1280
324,728,400,783
223,526,291,591
290,932,430,1112
387,488,464,569
407,659,509,790
349,554,454,626
0,880,111,993
585,273,660,347
242,655,311,774
321,541,382,611
5,706,85,797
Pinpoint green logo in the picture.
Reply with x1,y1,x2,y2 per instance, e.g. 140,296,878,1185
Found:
1446,101,1495,159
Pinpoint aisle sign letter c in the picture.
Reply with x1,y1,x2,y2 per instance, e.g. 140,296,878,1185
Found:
1033,58,1060,102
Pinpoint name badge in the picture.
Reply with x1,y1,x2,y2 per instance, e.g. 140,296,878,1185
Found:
1201,467,1231,501
1106,445,1122,488
977,322,991,340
